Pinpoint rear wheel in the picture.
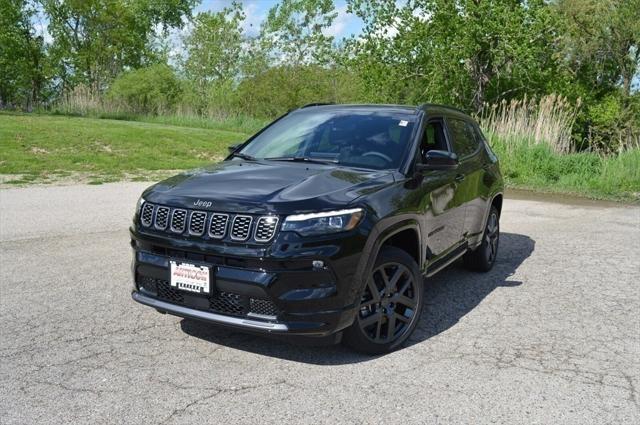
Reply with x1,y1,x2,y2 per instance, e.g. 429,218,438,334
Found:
464,205,500,272
343,246,424,354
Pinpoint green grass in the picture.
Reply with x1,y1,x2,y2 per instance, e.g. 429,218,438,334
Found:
489,135,640,202
0,112,251,184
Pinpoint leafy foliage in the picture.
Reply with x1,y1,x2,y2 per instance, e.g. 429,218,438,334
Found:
108,64,182,114
0,0,49,109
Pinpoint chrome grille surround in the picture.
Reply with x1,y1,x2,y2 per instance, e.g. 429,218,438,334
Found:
231,215,253,241
254,216,279,242
141,203,154,227
189,211,207,236
154,206,170,230
170,209,188,233
208,213,229,239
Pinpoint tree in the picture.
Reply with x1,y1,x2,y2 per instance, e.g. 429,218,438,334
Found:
42,0,195,94
182,2,245,101
0,0,49,109
556,0,640,99
349,0,561,111
260,0,338,66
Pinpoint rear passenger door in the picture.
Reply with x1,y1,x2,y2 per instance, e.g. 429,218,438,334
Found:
445,117,486,241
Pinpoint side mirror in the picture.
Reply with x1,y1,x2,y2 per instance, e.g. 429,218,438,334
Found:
227,143,242,154
415,150,459,171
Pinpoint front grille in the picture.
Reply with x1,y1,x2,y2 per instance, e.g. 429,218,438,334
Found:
249,298,279,317
139,203,277,243
156,280,184,304
254,216,279,242
231,216,253,241
155,206,170,230
170,209,187,233
147,279,278,319
189,211,207,235
141,203,154,227
210,292,244,316
208,214,228,239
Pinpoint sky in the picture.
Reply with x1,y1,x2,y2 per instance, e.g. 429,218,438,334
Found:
196,0,365,39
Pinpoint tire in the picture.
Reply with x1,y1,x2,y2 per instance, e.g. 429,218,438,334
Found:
464,205,500,272
343,246,424,355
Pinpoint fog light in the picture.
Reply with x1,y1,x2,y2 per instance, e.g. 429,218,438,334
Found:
312,260,324,269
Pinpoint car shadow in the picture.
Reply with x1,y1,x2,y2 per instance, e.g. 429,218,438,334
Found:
179,232,535,364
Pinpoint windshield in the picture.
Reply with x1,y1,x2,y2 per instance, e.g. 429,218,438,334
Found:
238,109,417,170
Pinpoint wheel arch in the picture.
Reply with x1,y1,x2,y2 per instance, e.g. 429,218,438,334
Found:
352,217,423,306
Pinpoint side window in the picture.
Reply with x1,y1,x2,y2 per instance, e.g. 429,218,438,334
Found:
420,120,448,158
448,118,479,158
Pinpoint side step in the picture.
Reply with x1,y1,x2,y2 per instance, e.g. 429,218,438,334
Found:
425,243,468,277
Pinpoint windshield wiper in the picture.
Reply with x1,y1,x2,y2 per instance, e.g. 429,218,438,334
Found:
264,156,338,164
230,152,256,161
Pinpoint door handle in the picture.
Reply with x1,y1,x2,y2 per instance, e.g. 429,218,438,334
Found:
455,174,465,182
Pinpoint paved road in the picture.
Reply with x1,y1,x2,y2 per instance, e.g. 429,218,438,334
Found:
1,183,639,424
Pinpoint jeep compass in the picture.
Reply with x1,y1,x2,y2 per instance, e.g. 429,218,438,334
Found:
130,104,504,354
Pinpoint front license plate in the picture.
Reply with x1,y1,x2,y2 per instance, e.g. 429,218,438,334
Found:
169,261,210,294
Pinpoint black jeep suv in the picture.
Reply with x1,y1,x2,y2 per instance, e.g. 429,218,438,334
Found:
131,104,503,354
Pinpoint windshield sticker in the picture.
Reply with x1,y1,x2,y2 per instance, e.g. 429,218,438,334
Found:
399,120,409,127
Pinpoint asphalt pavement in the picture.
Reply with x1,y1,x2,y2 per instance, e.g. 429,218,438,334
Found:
0,183,638,424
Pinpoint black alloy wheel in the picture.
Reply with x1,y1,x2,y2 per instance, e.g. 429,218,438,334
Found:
343,246,424,354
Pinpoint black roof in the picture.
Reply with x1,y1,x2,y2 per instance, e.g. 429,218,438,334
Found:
297,102,470,117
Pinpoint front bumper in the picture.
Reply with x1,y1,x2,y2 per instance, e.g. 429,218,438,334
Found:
130,225,367,336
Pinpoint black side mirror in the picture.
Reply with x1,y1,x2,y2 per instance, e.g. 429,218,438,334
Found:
415,150,459,171
227,143,242,154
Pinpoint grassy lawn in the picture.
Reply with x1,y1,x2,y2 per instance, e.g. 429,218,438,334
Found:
0,113,250,184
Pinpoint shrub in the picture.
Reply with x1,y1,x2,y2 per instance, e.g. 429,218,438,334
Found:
108,64,182,115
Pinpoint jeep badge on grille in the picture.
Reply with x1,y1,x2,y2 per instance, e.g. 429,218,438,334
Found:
193,199,213,208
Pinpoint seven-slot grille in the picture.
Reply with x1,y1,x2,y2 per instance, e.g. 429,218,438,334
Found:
255,216,279,242
189,211,207,235
139,203,278,243
231,216,253,241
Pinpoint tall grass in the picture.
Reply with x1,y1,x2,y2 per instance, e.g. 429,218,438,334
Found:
489,134,639,201
479,94,639,201
478,94,581,154
49,85,268,135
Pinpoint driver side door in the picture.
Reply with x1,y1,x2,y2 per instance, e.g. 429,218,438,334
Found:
417,118,466,261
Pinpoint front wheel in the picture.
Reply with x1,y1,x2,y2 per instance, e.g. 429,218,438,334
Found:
343,246,424,354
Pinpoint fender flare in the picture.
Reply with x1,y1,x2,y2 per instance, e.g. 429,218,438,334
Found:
349,215,423,306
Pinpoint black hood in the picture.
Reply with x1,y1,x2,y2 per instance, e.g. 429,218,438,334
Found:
143,160,395,214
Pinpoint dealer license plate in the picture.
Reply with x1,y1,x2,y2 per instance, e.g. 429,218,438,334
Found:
169,261,210,294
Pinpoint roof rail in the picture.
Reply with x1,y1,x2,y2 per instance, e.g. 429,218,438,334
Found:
300,102,334,109
418,103,469,115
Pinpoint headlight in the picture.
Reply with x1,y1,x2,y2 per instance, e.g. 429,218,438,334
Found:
282,208,364,236
134,196,145,218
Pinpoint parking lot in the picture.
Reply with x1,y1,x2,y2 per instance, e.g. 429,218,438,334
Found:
1,183,638,424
